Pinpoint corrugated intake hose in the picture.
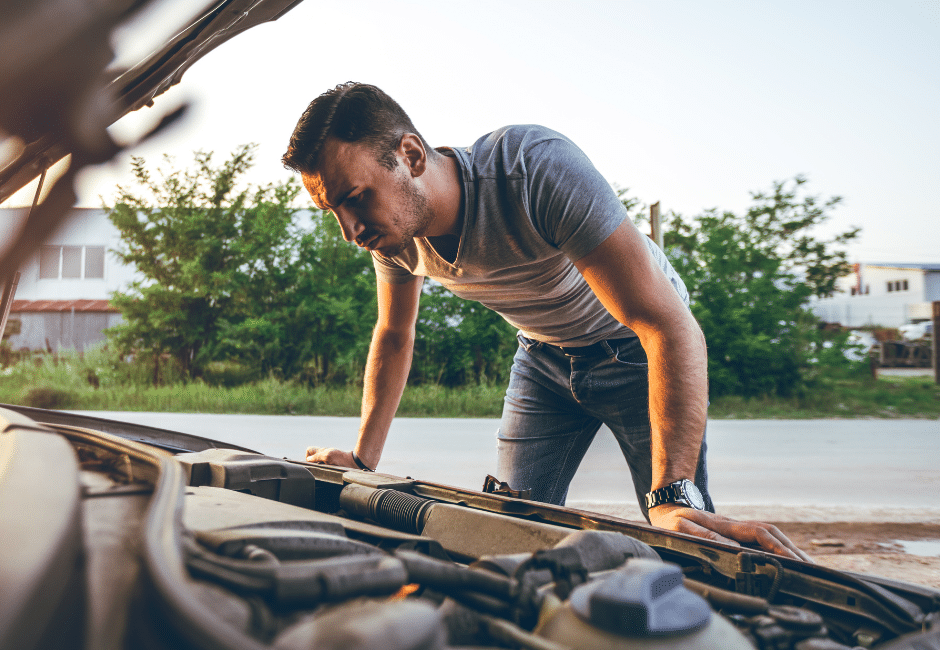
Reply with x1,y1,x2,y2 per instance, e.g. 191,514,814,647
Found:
766,556,784,603
339,484,435,534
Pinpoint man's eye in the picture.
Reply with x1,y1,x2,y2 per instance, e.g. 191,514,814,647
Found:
346,194,361,206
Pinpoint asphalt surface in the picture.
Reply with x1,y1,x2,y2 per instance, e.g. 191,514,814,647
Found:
72,412,940,523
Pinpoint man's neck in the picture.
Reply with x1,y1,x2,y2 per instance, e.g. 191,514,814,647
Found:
421,153,463,264
423,151,463,239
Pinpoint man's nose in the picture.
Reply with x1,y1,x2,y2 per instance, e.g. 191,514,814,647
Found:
333,210,364,243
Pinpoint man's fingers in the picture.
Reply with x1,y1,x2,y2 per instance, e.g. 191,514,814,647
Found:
304,446,356,469
305,446,327,462
764,527,814,563
745,525,802,560
737,522,814,562
707,516,811,562
756,523,815,563
305,446,330,462
672,515,741,548
664,509,812,562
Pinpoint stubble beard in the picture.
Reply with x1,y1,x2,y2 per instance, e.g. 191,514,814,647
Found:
375,176,434,257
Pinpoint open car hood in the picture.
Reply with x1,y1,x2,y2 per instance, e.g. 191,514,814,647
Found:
0,0,303,280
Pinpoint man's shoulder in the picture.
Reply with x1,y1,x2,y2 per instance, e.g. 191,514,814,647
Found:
463,125,578,178
473,124,571,152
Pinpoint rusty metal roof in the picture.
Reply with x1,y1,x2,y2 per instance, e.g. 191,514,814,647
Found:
11,299,118,313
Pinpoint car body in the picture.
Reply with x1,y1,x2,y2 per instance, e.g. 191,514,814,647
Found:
898,322,933,341
3,3,940,649
1,404,939,650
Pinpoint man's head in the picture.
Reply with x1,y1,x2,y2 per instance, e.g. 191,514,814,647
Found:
282,82,428,175
283,83,440,256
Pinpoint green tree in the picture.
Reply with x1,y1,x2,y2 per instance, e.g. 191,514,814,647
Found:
289,211,375,385
662,176,860,398
106,145,375,383
413,282,518,387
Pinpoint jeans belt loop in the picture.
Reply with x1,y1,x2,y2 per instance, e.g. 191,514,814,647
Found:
517,333,542,352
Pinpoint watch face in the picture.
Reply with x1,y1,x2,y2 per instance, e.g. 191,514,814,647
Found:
681,479,706,510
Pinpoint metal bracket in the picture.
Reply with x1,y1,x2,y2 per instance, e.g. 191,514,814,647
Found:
482,474,532,500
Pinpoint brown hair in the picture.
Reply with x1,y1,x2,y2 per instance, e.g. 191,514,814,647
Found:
282,82,429,174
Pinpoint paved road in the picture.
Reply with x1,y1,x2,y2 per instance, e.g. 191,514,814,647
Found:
74,412,940,522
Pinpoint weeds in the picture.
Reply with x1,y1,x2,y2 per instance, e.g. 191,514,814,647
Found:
0,346,936,418
709,369,940,419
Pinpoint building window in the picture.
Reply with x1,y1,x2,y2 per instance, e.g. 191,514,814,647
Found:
38,245,105,280
84,246,105,279
62,246,82,278
887,279,910,293
39,246,59,279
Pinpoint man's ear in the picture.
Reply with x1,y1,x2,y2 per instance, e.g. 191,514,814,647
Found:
399,133,427,177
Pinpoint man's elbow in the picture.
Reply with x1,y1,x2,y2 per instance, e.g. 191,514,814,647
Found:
634,308,704,354
371,324,416,354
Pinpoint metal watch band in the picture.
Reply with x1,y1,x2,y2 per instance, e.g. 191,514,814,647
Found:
645,479,704,510
645,484,681,509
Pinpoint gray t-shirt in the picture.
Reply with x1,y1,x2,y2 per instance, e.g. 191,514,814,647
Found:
372,125,688,346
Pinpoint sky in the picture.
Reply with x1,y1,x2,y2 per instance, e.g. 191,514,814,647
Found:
7,0,939,263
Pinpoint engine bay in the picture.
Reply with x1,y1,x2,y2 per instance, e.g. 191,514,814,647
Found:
2,408,939,650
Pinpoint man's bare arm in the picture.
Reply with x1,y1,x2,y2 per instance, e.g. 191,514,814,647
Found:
575,220,812,562
575,220,708,493
306,275,423,470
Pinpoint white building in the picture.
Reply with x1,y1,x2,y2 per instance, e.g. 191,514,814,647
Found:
0,208,137,352
810,263,940,328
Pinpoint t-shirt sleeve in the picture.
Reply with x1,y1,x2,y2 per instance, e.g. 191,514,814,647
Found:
525,135,627,262
372,252,417,284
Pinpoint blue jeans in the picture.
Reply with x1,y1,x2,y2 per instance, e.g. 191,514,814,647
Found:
495,334,714,522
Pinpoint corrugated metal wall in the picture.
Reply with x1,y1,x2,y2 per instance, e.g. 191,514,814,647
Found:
6,312,123,352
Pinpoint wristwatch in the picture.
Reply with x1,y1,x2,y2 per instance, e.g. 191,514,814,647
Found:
645,479,706,510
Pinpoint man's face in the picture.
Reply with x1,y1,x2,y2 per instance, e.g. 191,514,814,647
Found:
302,136,433,257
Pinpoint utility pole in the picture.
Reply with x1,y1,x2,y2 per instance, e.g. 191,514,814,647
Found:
650,202,663,249
933,301,940,384
0,272,19,342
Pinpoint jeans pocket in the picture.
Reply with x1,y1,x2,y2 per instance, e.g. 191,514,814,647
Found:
611,337,648,367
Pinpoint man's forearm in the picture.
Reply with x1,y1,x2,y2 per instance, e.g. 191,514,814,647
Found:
641,317,709,491
355,325,416,469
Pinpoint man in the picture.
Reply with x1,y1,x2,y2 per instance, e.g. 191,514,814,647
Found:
283,82,809,561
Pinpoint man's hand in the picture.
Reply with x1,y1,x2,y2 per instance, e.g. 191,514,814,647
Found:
305,446,357,468
649,504,814,562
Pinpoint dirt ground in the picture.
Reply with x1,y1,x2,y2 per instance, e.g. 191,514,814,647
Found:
771,521,940,589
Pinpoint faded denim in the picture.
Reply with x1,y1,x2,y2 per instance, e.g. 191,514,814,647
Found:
495,334,714,522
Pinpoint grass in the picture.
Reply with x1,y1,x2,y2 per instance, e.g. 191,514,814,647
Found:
0,348,936,419
709,372,940,419
0,349,508,417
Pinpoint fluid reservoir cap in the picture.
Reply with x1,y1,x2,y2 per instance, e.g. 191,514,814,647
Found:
570,558,711,637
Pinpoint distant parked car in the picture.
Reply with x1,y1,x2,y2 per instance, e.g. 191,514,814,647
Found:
845,330,877,361
898,322,933,341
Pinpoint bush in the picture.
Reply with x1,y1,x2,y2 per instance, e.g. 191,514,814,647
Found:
21,387,77,409
202,360,262,387
664,177,860,399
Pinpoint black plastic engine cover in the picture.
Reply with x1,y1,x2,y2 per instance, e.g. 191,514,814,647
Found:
176,449,315,509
